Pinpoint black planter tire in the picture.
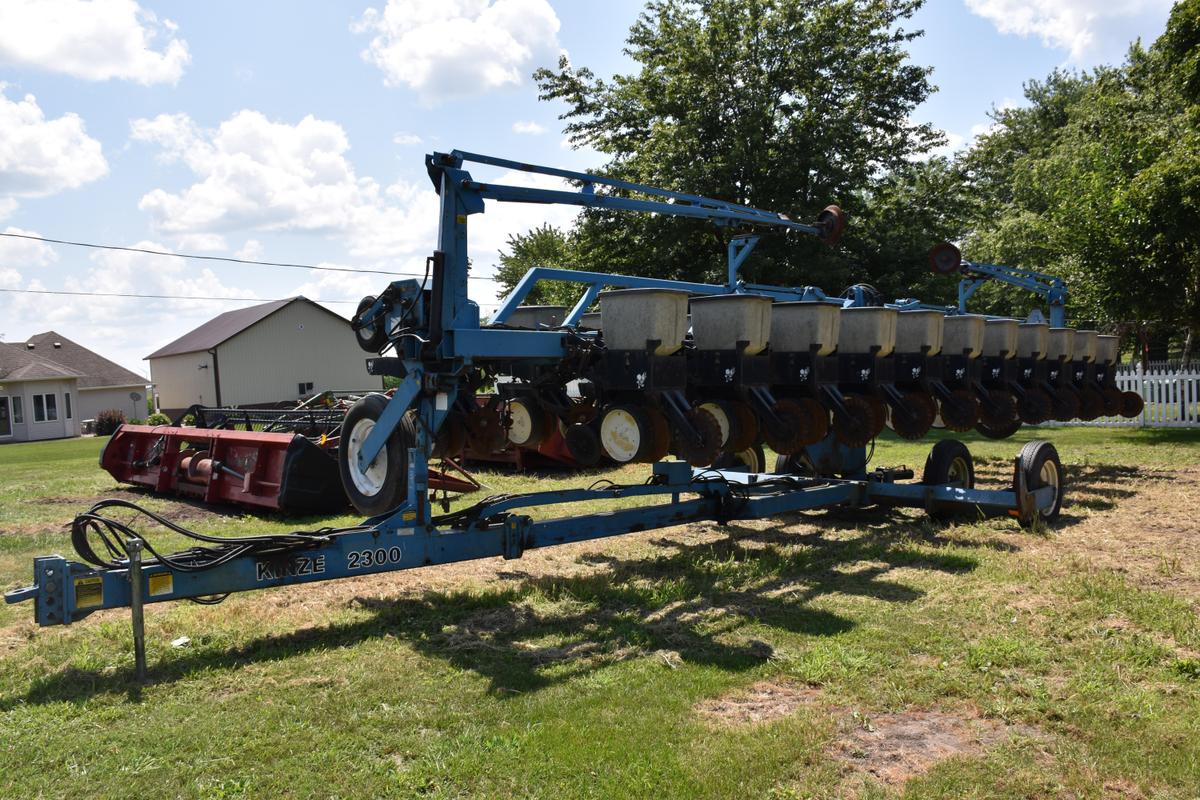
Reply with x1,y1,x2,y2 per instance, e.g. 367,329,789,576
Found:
354,295,388,354
339,393,413,516
1014,440,1064,524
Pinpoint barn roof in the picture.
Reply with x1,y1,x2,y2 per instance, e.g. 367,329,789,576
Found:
144,297,349,360
24,331,148,389
0,342,82,382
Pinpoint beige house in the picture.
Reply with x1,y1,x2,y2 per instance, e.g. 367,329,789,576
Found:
147,296,382,415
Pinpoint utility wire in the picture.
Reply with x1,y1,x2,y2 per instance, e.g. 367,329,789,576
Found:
0,231,504,281
0,286,501,307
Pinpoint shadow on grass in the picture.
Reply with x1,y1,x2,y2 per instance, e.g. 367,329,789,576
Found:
8,515,991,706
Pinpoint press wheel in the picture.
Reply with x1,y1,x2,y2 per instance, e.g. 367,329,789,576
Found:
1119,391,1144,419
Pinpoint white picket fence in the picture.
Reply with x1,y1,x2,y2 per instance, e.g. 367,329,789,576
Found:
1047,365,1200,429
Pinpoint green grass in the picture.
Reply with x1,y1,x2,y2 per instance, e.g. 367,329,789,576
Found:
2,428,1200,798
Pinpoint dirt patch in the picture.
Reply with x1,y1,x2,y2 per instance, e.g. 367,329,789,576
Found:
834,709,1032,788
695,679,823,725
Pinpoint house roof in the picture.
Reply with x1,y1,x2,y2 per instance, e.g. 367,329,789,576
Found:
23,331,148,390
145,297,294,359
0,342,82,383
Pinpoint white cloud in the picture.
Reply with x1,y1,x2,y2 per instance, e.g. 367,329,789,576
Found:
0,86,108,198
0,198,17,220
352,0,561,102
0,226,58,268
512,120,546,135
392,131,422,146
176,233,227,252
0,0,189,85
965,0,1173,62
235,239,264,261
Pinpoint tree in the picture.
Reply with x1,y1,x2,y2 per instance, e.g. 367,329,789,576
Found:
493,223,583,306
532,0,959,298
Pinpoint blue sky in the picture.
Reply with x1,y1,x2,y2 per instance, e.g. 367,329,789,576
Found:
0,0,1177,373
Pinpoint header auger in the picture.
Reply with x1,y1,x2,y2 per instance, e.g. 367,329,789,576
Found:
9,150,1123,679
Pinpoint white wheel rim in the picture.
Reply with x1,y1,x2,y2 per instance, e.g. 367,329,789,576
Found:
1038,459,1059,516
947,456,969,487
600,409,642,462
735,447,763,473
508,401,535,446
699,402,731,446
346,417,387,496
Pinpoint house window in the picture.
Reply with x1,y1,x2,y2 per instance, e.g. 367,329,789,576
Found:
11,396,22,424
65,392,73,420
33,393,58,423
298,382,314,396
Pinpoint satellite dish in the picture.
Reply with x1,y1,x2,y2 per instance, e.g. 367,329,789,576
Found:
130,392,142,401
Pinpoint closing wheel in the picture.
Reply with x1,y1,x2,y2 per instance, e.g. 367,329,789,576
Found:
863,393,888,438
833,395,877,448
728,401,761,452
354,295,388,353
674,408,723,467
338,393,413,516
1119,391,1145,419
564,423,603,467
938,388,979,433
644,407,672,462
922,439,976,522
1015,440,1064,525
979,389,1019,431
1100,387,1123,417
1050,387,1080,422
796,397,829,445
763,398,812,455
599,404,653,464
714,444,767,473
1077,387,1104,422
890,391,936,440
1018,387,1054,425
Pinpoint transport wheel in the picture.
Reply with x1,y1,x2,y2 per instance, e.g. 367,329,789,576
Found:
1050,387,1080,422
644,407,672,462
979,389,1019,431
564,423,603,467
938,388,978,433
1018,387,1054,425
922,439,976,522
1077,387,1104,422
833,395,877,448
728,401,760,452
674,408,723,467
1119,391,1145,419
1101,387,1123,417
763,398,811,455
1015,440,1064,524
796,396,830,445
714,444,767,473
507,398,550,447
339,393,413,516
890,391,936,440
599,404,654,463
354,295,388,353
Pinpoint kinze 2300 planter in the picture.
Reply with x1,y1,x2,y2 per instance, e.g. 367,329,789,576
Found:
7,150,1107,676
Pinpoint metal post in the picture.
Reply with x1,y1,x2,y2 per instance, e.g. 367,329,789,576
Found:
128,538,146,682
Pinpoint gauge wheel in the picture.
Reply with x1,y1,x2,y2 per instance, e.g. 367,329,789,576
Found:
507,398,550,447
714,444,767,474
1017,387,1054,425
762,398,811,455
1015,440,1064,525
922,438,976,522
354,295,388,353
674,408,724,467
1119,391,1144,419
939,388,979,432
339,393,413,516
890,391,937,440
599,404,654,464
1100,387,1123,417
1051,387,1081,422
697,400,737,451
833,395,877,448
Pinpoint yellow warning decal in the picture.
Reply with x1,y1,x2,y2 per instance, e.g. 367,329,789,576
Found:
402,510,417,522
148,573,174,597
74,576,103,609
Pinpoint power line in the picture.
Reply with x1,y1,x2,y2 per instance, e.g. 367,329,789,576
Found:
0,231,505,281
0,286,501,307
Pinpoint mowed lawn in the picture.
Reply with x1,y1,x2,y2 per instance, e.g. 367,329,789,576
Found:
2,428,1200,799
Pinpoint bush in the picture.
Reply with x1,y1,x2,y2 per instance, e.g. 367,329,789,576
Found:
146,412,171,426
95,409,126,436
